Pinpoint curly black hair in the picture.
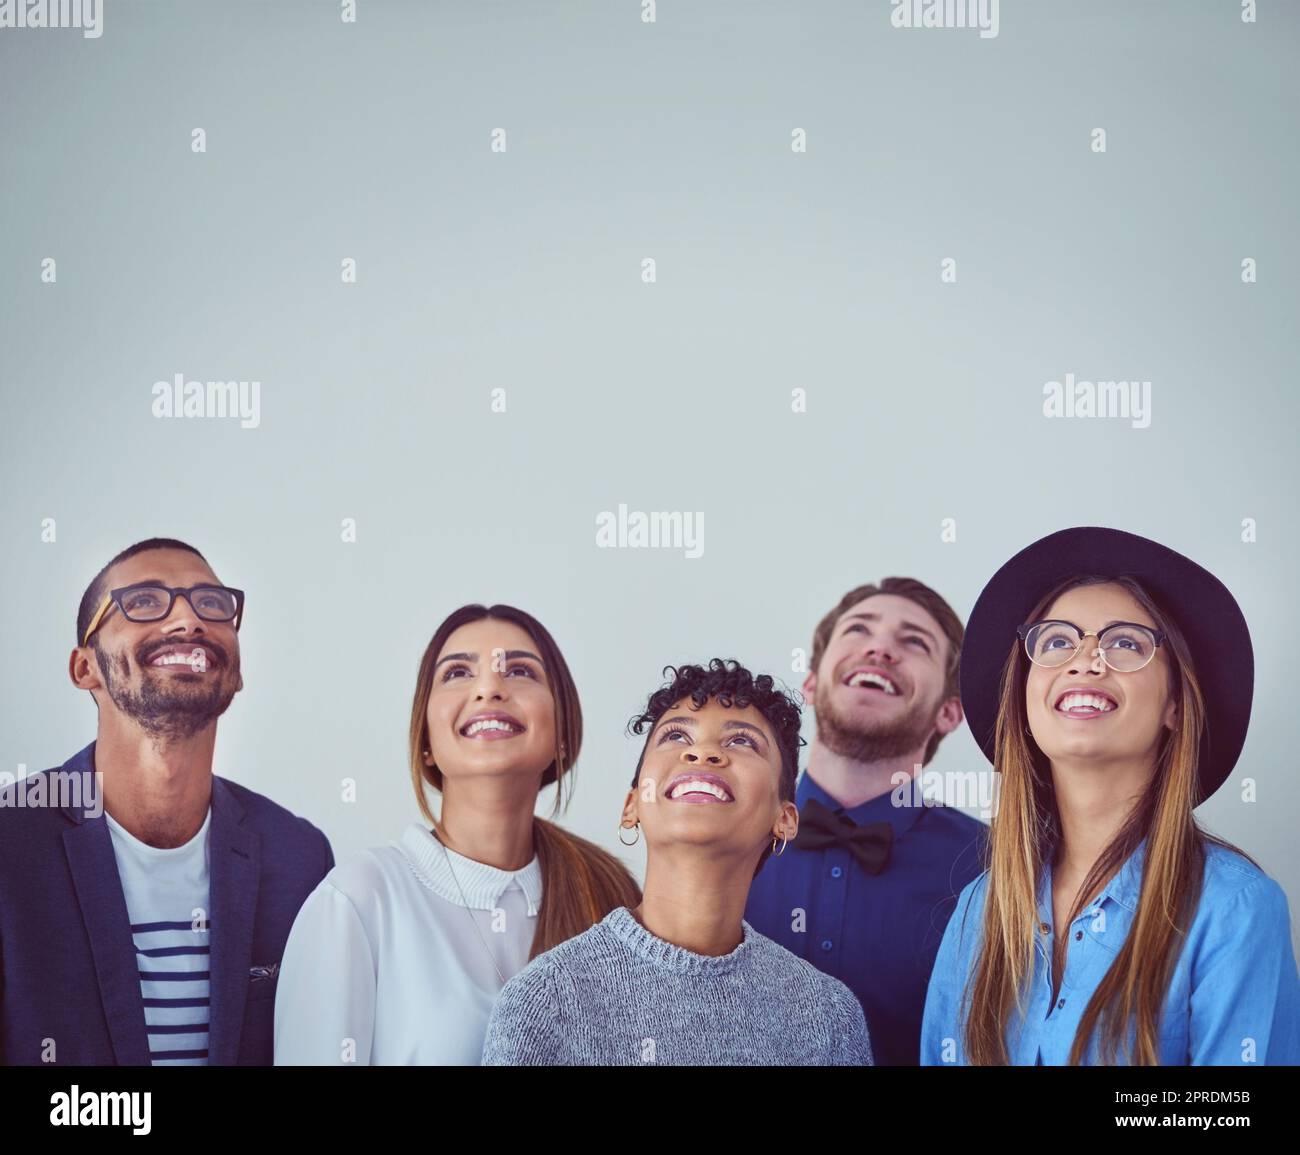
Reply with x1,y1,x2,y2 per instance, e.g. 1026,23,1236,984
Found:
627,659,804,877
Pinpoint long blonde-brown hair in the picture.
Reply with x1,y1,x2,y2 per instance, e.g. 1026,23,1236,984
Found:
963,574,1253,1064
408,604,641,959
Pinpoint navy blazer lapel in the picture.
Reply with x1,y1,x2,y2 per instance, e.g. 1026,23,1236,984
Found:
60,743,153,1066
206,776,261,1066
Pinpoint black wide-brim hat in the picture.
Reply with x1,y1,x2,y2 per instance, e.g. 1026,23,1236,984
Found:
960,526,1253,805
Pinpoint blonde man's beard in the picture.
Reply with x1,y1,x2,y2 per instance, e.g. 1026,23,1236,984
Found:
814,681,937,763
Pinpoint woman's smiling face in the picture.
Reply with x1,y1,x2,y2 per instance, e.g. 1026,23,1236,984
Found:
629,696,787,860
1024,582,1178,768
425,618,557,782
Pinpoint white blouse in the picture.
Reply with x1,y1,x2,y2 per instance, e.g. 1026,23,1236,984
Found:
273,823,543,1065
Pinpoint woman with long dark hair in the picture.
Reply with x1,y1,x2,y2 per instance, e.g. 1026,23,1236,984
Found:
274,604,640,1064
921,527,1300,1065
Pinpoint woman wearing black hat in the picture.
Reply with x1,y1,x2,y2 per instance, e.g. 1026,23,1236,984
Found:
920,527,1300,1065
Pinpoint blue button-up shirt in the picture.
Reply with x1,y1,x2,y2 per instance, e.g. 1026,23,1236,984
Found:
921,837,1300,1064
744,771,988,1065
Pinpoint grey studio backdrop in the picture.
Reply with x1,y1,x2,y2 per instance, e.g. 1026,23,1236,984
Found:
2,1,1298,960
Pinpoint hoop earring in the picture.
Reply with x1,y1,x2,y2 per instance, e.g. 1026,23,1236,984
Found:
618,823,641,847
772,835,788,857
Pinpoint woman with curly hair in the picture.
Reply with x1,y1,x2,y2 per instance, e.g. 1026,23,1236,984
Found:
482,659,874,1065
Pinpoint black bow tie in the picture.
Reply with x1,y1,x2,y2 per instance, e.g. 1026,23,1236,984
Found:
792,797,894,875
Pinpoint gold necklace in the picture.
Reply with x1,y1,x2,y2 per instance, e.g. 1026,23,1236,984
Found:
432,829,508,989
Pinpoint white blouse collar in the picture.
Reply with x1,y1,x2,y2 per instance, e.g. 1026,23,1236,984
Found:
398,823,543,917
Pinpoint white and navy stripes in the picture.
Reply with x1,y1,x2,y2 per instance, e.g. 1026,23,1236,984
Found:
105,808,213,1066
132,917,211,1064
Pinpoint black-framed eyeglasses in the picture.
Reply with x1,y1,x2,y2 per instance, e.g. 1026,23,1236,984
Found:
1017,619,1165,673
82,583,245,646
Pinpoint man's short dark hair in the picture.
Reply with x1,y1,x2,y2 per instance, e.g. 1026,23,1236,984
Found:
627,659,804,877
76,538,208,645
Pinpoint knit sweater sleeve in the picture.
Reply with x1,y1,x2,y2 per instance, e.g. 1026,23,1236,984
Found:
481,957,565,1065
828,984,874,1066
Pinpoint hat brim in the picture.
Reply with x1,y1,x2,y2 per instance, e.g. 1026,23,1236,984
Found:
959,527,1253,805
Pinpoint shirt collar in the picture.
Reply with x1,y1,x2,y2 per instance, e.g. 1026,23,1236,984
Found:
1038,835,1148,919
55,741,248,828
104,805,212,854
602,906,755,976
398,823,543,916
795,768,925,839
1106,837,1148,912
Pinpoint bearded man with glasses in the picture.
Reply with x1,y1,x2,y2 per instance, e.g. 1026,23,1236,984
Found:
0,537,334,1066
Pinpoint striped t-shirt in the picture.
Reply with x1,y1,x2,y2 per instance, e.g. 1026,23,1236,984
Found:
105,807,212,1065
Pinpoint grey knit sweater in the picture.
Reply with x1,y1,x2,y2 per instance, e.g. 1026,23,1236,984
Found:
481,905,873,1065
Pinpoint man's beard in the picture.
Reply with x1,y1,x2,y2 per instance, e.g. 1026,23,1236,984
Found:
814,678,937,763
94,640,239,742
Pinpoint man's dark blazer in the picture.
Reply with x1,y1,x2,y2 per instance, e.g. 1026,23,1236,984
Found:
0,741,334,1065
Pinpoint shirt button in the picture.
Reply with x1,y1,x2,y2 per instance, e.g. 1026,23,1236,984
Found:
820,939,833,952
1040,922,1050,934
1074,931,1083,941
830,866,843,879
1057,999,1065,1009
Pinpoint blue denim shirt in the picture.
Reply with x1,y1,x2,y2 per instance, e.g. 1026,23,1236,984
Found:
920,838,1300,1064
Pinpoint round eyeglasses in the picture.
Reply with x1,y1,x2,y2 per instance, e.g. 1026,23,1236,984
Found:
1017,619,1165,673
